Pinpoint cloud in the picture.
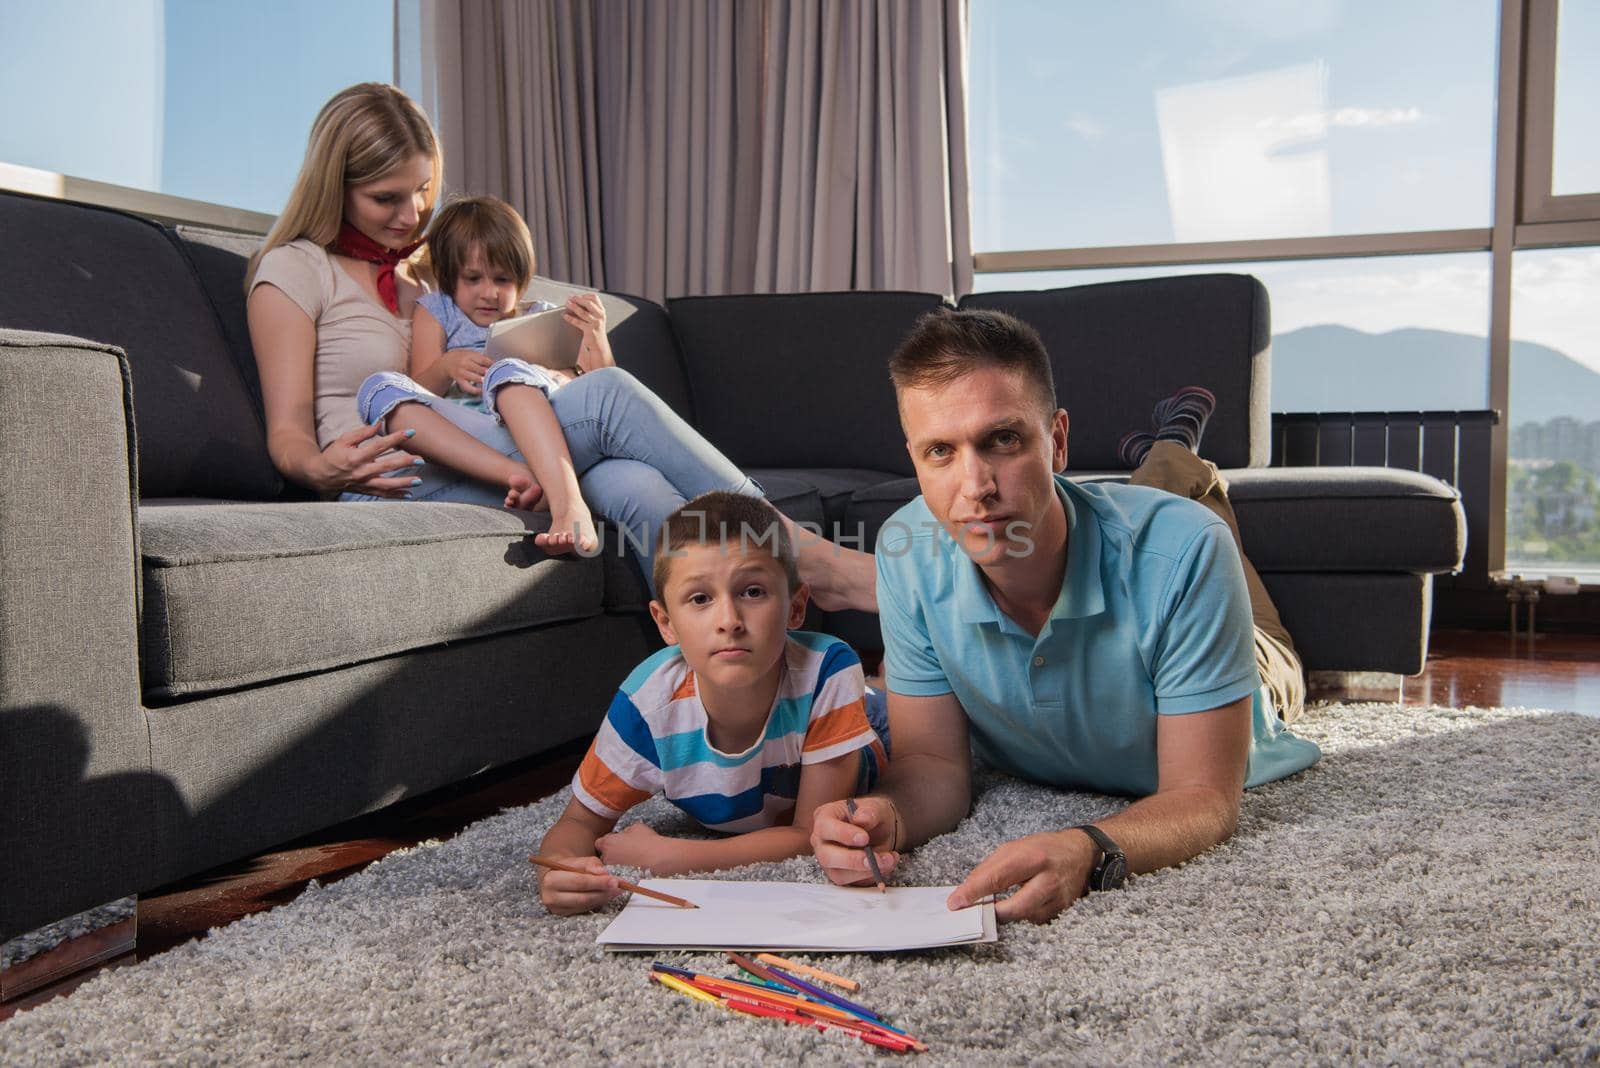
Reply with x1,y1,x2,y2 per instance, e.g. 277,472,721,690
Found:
1062,113,1104,141
1258,106,1423,137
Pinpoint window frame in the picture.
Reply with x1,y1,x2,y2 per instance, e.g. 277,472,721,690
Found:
970,0,1600,581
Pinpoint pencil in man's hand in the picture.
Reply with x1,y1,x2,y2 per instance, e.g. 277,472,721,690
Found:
527,854,699,908
843,799,887,893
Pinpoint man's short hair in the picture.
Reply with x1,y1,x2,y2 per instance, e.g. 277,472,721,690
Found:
652,492,800,600
888,308,1057,418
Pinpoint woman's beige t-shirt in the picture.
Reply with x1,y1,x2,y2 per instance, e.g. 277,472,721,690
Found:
250,237,428,449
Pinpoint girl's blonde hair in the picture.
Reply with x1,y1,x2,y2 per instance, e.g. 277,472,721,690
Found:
428,196,537,299
246,83,442,287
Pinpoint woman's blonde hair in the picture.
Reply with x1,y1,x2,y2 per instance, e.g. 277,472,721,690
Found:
428,196,536,299
246,83,442,287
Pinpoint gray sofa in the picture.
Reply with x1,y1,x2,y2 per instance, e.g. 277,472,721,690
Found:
0,188,1465,947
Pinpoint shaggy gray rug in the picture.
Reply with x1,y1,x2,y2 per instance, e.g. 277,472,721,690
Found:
3,702,1597,1065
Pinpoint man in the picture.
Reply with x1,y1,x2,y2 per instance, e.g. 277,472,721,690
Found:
810,309,1320,923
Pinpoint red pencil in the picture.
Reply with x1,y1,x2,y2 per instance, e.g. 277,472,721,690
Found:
723,996,917,1051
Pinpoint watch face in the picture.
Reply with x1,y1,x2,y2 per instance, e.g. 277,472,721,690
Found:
1100,854,1127,890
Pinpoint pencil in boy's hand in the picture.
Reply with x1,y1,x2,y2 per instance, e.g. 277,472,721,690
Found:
527,854,699,909
843,799,887,893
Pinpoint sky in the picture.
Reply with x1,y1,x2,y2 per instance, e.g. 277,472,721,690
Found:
967,0,1600,391
0,0,393,215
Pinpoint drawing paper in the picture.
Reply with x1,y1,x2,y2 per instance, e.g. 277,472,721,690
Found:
597,879,997,953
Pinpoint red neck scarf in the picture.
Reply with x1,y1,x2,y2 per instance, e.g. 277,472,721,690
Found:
331,222,422,313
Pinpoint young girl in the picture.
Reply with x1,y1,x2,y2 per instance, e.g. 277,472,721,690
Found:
356,196,604,554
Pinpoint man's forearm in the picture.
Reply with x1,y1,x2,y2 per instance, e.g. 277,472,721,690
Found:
1093,784,1239,876
876,752,971,850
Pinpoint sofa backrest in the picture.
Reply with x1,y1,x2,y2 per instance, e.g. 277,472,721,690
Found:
603,293,696,423
960,274,1272,469
0,191,283,500
667,292,942,475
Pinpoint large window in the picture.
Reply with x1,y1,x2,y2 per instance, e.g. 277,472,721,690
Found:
969,0,1497,252
0,0,394,218
969,0,1600,581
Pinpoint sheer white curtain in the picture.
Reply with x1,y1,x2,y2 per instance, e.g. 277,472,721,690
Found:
424,0,971,302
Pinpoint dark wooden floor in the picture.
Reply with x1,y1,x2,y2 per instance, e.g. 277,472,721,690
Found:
4,628,1596,1022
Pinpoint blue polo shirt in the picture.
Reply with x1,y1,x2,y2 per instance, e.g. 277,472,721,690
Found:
876,475,1320,796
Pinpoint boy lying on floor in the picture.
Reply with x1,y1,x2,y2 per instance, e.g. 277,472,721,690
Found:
536,492,890,915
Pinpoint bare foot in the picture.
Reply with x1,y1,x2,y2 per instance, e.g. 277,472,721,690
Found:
544,506,600,556
505,470,545,511
533,528,577,554
797,538,877,613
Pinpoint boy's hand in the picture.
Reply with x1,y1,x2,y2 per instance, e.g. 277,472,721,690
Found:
811,797,900,888
536,855,622,915
440,347,493,395
596,823,671,872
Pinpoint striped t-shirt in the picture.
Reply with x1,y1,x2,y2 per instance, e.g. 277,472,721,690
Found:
571,631,886,833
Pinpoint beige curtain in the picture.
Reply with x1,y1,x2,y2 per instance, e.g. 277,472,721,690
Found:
426,0,971,302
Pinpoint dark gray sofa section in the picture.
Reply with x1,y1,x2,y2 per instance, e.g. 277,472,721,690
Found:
0,185,1465,948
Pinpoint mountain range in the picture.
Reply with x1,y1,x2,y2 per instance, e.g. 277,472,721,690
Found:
1269,325,1600,426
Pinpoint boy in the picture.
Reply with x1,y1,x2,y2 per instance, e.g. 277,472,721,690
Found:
537,492,890,915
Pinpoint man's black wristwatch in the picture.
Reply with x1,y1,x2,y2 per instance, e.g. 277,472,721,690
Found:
1073,824,1127,891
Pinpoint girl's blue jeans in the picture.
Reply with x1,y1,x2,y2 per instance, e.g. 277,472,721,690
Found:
344,366,762,585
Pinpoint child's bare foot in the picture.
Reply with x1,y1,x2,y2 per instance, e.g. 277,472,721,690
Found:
505,470,545,511
536,506,600,556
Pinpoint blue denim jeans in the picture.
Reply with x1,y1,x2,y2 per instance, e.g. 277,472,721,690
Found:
344,366,762,585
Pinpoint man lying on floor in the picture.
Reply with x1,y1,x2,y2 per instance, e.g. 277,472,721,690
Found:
810,308,1321,923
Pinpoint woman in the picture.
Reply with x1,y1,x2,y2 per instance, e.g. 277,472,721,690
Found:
245,82,873,609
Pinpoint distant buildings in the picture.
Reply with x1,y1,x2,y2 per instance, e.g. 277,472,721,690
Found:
1511,416,1600,474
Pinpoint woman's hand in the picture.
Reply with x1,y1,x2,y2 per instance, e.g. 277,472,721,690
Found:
316,424,423,497
596,823,674,873
439,347,493,395
564,293,615,373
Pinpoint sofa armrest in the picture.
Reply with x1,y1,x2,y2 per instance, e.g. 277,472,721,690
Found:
0,329,154,942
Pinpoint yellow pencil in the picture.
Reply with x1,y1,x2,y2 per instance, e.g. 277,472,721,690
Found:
652,970,721,1005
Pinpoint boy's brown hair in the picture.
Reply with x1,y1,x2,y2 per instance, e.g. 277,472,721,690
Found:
652,492,800,602
426,195,535,298
888,307,1058,419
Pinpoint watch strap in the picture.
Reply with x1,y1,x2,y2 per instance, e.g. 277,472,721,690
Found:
1073,823,1126,891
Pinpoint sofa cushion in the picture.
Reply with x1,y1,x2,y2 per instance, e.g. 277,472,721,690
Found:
960,274,1270,471
139,501,606,699
841,466,1465,575
1224,467,1466,573
0,191,282,500
748,467,905,534
668,292,941,473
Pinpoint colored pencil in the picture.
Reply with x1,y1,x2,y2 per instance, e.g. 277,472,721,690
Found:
723,997,917,1052
651,971,720,1004
650,964,927,1051
754,953,861,991
757,959,886,1022
527,854,698,909
844,798,888,892
722,956,922,1044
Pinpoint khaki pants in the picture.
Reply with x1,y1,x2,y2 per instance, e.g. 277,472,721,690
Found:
1130,442,1306,724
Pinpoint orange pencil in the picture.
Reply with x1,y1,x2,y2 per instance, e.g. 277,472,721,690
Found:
755,953,860,992
527,854,698,909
